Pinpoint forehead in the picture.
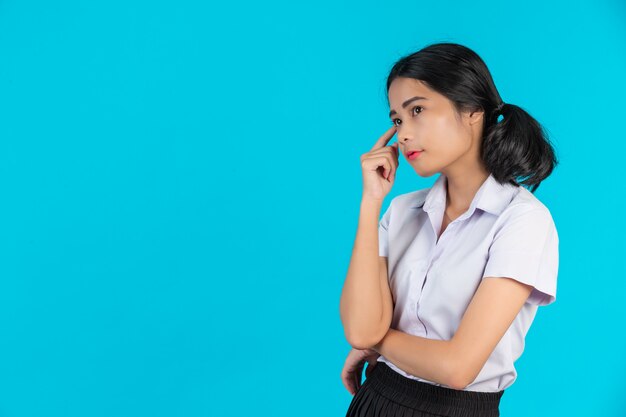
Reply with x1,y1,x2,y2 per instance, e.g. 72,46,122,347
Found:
388,77,439,106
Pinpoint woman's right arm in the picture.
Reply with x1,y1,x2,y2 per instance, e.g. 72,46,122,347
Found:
340,125,399,350
340,198,394,350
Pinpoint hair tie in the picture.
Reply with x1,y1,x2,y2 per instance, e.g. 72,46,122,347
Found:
494,101,506,123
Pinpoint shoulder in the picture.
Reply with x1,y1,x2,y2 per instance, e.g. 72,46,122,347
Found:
388,187,431,211
497,186,557,233
379,187,430,229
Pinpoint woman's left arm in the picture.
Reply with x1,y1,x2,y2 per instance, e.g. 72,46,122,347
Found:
372,276,533,390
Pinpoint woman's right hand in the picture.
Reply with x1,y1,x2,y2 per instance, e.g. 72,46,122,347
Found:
360,125,399,202
340,347,382,395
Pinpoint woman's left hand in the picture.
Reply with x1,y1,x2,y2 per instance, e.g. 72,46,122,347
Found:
340,347,381,395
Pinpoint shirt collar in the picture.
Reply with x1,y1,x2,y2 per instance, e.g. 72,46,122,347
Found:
412,173,518,218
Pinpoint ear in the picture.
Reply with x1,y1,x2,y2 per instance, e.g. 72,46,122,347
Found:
467,108,485,126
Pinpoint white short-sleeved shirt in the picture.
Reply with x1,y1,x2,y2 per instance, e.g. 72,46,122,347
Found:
376,172,559,392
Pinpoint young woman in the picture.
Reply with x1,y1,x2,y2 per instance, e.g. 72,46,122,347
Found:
339,42,559,417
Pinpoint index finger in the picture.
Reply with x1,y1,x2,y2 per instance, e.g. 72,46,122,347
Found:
370,125,397,152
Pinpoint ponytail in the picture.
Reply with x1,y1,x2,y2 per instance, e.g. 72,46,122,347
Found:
482,102,558,193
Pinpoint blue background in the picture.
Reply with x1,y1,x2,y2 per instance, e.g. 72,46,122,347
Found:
1,0,624,416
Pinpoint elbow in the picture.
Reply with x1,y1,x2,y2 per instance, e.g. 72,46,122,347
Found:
446,364,471,391
447,373,470,391
345,327,387,351
342,311,391,350
446,364,478,391
443,346,474,390
346,336,375,351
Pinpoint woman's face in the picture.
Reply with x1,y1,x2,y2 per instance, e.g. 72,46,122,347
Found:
387,77,484,177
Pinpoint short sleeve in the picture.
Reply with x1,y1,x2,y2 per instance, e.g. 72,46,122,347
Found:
482,208,559,306
378,201,393,257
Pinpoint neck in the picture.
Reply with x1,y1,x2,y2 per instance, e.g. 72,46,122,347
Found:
442,168,490,215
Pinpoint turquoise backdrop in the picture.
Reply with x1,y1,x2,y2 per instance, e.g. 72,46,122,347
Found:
0,0,624,416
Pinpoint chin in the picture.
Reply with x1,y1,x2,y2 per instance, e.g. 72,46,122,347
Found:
413,166,439,178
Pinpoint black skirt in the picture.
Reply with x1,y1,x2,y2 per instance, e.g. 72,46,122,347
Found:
345,362,505,417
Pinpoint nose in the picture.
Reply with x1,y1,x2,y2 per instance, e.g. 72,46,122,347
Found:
398,130,414,145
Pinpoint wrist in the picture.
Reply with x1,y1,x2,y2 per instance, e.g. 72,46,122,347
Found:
361,196,384,207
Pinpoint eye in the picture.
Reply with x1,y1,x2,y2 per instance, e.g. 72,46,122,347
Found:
391,106,424,126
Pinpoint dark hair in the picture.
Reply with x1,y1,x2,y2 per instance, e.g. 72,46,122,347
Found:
385,42,558,193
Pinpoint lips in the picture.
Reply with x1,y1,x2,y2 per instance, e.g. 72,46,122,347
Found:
406,149,424,157
406,149,424,161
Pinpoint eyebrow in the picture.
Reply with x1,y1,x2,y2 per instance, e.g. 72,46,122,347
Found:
389,96,428,118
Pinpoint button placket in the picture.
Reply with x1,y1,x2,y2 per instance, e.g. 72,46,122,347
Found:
428,221,456,269
415,221,459,334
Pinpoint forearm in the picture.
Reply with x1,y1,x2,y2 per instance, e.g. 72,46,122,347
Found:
371,328,458,389
340,198,388,349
